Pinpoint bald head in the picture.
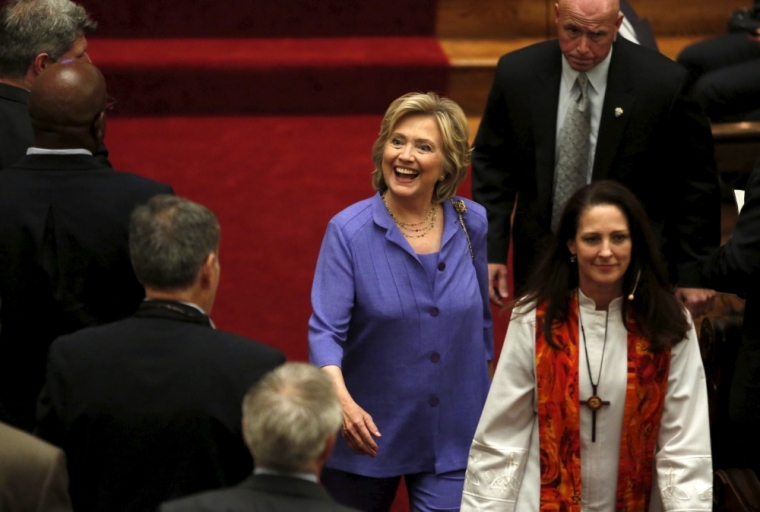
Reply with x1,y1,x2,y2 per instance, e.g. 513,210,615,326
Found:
557,0,619,17
555,0,623,72
29,59,106,128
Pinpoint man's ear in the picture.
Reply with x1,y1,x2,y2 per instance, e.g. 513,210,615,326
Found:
32,53,54,76
318,433,338,466
91,110,106,143
199,253,217,287
615,12,624,31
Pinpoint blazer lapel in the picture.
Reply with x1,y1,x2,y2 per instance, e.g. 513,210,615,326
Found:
531,57,562,221
372,192,418,261
593,41,635,181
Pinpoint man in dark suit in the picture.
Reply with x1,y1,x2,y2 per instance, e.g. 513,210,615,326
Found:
0,0,107,169
706,159,760,476
0,421,72,512
160,363,357,512
473,0,720,316
36,194,287,512
0,60,171,431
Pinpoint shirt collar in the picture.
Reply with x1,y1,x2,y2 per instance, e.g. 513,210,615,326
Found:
560,46,613,97
578,288,623,313
254,467,319,483
143,298,216,329
27,147,93,156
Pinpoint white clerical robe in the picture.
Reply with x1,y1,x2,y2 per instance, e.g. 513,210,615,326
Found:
461,292,712,512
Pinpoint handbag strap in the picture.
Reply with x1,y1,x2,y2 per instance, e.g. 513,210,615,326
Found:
450,198,473,260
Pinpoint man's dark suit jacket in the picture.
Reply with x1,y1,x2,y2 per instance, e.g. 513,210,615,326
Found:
0,153,171,431
159,474,359,512
36,301,287,512
0,82,111,169
472,36,720,291
706,159,760,474
0,83,34,170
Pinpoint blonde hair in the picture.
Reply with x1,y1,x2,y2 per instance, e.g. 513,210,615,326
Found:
371,92,470,203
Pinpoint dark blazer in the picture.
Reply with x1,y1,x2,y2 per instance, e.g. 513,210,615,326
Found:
36,301,287,512
0,153,172,431
706,160,760,472
0,83,34,170
0,421,72,512
472,37,720,291
38,301,285,512
159,474,359,512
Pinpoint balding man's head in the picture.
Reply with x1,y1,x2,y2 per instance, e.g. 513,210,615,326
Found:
30,59,105,127
28,60,107,150
555,0,623,72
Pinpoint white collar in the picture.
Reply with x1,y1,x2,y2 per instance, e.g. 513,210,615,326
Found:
254,467,319,483
26,147,93,156
578,288,623,313
560,46,613,97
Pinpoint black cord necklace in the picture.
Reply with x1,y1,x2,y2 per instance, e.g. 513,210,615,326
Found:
579,304,611,442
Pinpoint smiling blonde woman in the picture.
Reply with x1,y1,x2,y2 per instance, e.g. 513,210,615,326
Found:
309,92,493,512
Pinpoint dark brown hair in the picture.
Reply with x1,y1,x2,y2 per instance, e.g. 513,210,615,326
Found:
515,180,689,351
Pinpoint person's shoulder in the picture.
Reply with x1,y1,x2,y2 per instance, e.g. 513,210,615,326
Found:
452,196,488,229
326,196,376,238
455,197,487,218
208,329,286,364
109,167,173,193
51,317,135,349
510,299,539,325
159,486,238,512
614,37,687,81
329,196,374,224
0,421,63,465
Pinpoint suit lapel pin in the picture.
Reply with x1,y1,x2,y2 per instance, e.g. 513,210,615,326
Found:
614,107,624,118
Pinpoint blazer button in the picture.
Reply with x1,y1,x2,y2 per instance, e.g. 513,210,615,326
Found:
437,262,446,271
430,352,440,363
429,397,440,407
430,307,439,317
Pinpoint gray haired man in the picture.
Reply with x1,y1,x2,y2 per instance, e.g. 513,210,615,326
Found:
160,363,360,512
0,0,108,168
36,195,285,512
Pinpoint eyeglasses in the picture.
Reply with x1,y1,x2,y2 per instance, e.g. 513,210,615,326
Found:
104,96,117,112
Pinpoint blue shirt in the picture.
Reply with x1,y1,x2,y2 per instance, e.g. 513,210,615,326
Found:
309,193,493,477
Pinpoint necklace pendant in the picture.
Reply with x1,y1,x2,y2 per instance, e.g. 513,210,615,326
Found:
587,395,603,411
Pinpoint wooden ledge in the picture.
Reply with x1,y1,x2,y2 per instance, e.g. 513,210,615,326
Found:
441,35,706,66
712,122,760,140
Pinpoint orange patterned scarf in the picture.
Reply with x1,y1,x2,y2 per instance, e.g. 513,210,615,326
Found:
535,295,671,511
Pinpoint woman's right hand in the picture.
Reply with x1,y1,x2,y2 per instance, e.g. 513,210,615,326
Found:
321,365,382,457
339,397,381,457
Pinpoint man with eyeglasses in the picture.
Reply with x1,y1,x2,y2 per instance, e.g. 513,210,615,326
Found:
0,0,110,169
0,60,172,431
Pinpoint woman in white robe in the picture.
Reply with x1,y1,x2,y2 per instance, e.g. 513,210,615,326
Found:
461,181,712,512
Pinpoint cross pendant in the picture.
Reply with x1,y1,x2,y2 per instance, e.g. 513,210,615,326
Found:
580,395,610,442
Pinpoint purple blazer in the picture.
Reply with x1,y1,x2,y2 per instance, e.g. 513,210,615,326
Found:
309,193,493,477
